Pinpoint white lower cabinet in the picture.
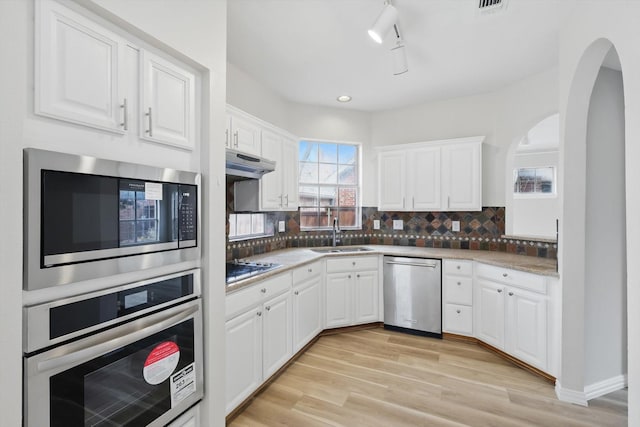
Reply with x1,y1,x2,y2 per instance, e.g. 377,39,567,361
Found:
475,263,549,372
442,260,474,336
325,256,380,329
292,262,323,353
225,273,292,415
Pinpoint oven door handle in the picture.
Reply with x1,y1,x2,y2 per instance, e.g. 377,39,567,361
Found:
37,302,199,374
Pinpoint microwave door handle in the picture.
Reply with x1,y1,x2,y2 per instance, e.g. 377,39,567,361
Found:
36,303,199,374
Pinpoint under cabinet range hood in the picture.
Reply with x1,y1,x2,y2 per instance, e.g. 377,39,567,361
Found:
225,149,276,179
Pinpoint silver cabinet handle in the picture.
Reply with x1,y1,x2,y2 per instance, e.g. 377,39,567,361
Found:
284,194,289,207
357,274,360,278
265,306,271,311
261,288,267,293
120,98,128,130
352,261,356,266
257,311,262,317
412,196,415,209
497,289,503,293
456,309,461,314
402,197,405,208
457,281,461,286
225,129,229,147
508,292,514,296
456,265,461,270
308,268,312,273
502,273,508,277
145,107,153,137
279,195,283,207
234,131,239,148
348,275,351,279
294,291,299,295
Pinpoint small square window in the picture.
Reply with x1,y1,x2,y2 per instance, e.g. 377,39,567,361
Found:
514,167,556,195
228,213,273,241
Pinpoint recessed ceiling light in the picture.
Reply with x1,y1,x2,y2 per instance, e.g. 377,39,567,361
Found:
337,95,352,103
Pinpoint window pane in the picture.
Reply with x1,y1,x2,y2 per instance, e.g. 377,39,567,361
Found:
251,214,264,234
338,165,356,185
136,200,156,219
299,186,318,206
299,141,318,162
299,208,319,228
318,143,337,163
338,187,357,207
338,208,357,228
319,163,337,184
229,214,237,238
136,220,157,243
338,145,356,165
120,221,135,245
536,168,554,193
319,187,336,207
236,214,251,236
299,162,318,183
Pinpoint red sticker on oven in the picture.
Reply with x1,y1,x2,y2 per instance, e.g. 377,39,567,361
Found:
143,341,180,385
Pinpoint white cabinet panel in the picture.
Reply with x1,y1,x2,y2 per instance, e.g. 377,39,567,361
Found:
140,51,196,149
444,276,473,306
475,279,505,348
378,151,406,210
225,308,262,414
507,288,547,369
281,136,300,209
325,273,352,328
444,304,473,335
292,275,322,352
227,112,261,155
262,291,292,378
36,0,125,132
260,129,285,209
354,270,379,324
408,146,441,210
442,142,482,210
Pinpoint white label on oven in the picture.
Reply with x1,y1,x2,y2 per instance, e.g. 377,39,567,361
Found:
144,182,163,200
170,363,196,408
143,341,180,385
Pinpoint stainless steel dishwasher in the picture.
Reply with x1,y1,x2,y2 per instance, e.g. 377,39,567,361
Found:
383,256,442,337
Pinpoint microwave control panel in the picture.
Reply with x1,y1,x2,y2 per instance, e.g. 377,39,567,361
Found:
179,185,197,245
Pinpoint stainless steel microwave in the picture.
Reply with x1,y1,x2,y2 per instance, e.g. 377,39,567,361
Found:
24,148,201,291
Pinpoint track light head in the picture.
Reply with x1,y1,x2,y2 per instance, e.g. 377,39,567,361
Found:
368,3,398,44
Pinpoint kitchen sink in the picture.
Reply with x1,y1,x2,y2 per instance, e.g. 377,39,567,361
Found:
311,246,374,254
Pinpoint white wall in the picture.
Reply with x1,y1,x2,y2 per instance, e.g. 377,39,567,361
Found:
584,66,627,387
370,68,558,207
0,0,228,425
558,2,640,419
511,151,559,238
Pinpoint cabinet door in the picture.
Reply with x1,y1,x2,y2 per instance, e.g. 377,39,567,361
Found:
353,270,379,324
407,146,441,211
281,136,300,210
475,279,505,349
230,114,261,155
260,129,284,210
443,303,473,336
378,151,406,210
506,288,547,370
225,308,262,414
325,273,352,328
36,0,125,132
140,51,196,149
292,276,322,352
442,142,482,210
262,292,292,378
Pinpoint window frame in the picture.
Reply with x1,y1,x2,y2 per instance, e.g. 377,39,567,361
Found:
298,139,362,231
228,212,274,241
513,166,557,198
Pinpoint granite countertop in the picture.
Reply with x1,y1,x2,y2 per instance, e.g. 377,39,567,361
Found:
226,245,558,293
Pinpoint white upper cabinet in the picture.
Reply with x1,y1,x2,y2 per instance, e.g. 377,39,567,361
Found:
377,137,483,212
226,107,261,155
35,0,199,150
140,51,196,150
36,0,126,133
260,131,299,211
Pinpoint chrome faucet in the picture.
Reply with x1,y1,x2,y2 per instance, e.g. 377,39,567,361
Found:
332,216,341,247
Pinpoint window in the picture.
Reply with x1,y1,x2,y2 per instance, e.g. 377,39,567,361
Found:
298,140,361,229
119,189,161,245
513,167,555,195
228,213,273,241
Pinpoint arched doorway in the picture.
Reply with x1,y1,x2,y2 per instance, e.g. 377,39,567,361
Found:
559,39,627,405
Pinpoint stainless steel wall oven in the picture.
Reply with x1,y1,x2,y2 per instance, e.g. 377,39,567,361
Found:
24,148,201,291
23,269,203,427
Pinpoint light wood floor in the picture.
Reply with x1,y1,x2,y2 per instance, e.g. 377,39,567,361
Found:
229,328,628,426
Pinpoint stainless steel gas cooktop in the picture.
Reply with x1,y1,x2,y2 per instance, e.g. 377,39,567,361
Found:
225,260,282,285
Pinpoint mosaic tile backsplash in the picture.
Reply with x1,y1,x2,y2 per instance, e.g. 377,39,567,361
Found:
226,200,557,262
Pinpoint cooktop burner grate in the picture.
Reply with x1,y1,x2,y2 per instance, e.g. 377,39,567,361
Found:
225,260,282,284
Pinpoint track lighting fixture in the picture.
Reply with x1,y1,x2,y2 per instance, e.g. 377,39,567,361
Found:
368,1,398,44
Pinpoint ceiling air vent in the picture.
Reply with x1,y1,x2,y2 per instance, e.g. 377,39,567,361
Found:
477,0,509,15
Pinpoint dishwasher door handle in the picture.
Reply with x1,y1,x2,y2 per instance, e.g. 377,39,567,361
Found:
385,261,438,268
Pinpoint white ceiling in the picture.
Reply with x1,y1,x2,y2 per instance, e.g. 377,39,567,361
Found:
227,0,576,112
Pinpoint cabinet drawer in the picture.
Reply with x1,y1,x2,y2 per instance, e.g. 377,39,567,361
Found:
326,256,378,273
292,261,322,284
475,263,547,294
444,304,473,335
444,276,473,305
444,259,473,276
226,272,292,318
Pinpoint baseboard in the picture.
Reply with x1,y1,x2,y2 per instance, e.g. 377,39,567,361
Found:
556,374,628,407
584,374,628,400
